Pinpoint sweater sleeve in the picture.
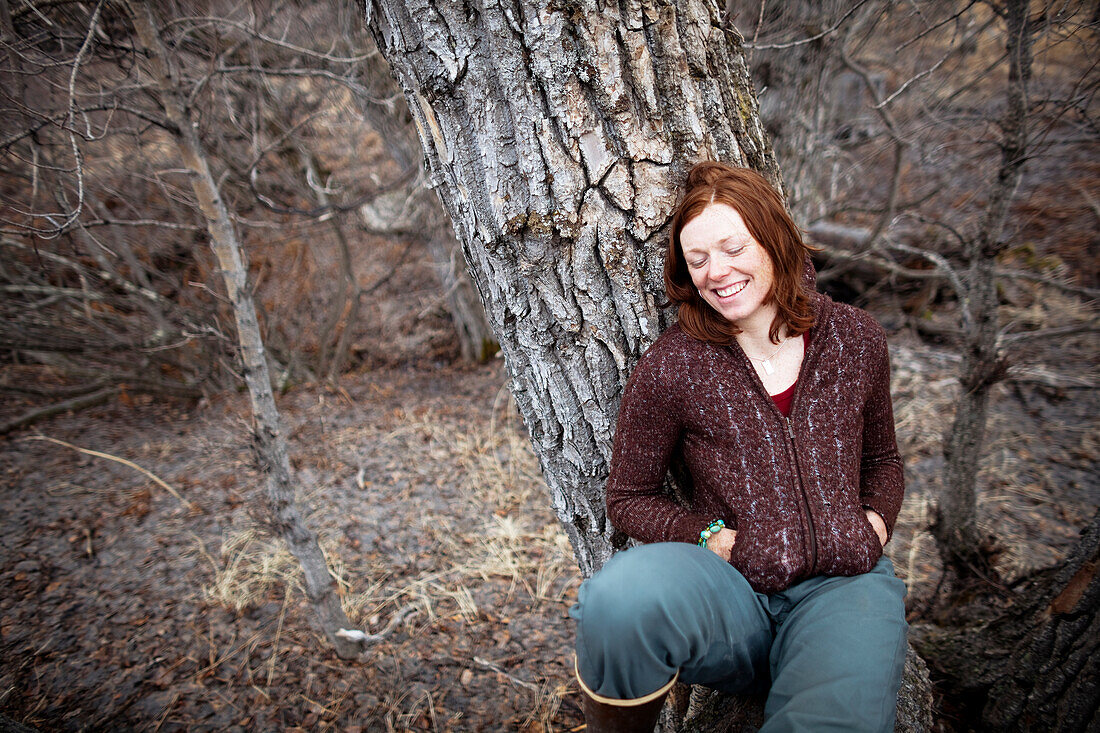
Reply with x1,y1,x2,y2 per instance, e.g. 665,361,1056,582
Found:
858,329,905,539
605,348,713,545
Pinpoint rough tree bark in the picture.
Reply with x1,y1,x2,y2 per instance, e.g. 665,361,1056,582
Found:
364,0,930,728
126,2,361,659
915,511,1100,731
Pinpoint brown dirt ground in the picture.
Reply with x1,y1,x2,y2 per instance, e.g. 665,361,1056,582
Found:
1,362,586,732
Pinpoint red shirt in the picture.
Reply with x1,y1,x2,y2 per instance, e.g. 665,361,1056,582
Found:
771,381,796,417
771,333,809,417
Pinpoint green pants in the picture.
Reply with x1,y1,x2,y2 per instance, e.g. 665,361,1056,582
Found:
571,543,908,732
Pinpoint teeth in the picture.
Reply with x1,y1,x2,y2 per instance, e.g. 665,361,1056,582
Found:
716,282,747,297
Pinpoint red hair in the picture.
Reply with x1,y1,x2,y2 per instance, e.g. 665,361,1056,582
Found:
665,161,815,345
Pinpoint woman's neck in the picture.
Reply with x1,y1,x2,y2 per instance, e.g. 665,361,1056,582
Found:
734,304,784,352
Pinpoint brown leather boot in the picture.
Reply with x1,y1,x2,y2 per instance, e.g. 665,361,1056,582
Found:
579,687,670,733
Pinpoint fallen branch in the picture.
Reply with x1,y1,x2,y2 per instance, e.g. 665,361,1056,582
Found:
0,380,110,398
23,434,200,512
0,387,118,435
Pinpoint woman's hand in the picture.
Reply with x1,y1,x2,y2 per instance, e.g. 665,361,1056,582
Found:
705,528,738,560
864,509,888,547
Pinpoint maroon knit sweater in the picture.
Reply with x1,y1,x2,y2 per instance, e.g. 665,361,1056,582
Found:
605,293,904,594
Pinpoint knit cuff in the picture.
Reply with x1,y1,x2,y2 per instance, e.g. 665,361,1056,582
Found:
668,512,723,546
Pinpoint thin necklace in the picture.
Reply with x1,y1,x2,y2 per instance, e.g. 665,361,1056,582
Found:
745,337,789,376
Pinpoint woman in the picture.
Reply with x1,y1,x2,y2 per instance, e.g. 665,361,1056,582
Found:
570,162,908,732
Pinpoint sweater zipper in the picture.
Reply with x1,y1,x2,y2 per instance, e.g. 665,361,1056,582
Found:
786,415,818,574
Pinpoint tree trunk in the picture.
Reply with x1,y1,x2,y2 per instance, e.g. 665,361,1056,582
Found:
425,222,499,362
126,2,361,659
932,0,1031,583
915,511,1100,732
365,0,780,577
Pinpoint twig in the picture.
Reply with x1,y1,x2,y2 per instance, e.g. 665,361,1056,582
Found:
152,689,180,733
163,15,378,64
1000,322,1100,345
1006,364,1098,389
266,584,292,686
336,601,422,648
24,434,200,512
53,0,106,237
471,656,541,693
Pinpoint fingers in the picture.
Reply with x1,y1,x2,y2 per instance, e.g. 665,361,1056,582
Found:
706,528,737,561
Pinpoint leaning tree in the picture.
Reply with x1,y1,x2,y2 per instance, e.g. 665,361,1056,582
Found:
361,0,932,728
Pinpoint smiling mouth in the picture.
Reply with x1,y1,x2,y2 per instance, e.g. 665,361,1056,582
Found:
715,281,747,298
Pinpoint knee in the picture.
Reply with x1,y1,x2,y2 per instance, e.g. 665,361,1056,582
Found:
573,543,716,647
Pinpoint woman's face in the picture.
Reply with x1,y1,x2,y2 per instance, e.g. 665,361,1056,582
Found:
679,203,775,328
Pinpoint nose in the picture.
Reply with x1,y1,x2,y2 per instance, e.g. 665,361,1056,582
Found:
706,255,732,283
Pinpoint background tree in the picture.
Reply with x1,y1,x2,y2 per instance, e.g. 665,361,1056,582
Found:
1,0,503,649
122,0,361,658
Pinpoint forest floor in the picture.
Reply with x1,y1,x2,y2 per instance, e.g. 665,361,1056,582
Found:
1,321,1097,732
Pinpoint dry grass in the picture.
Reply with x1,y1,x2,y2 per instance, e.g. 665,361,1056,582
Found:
196,529,311,614
195,384,577,671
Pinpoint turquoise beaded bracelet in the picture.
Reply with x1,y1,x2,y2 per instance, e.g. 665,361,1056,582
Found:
697,519,726,547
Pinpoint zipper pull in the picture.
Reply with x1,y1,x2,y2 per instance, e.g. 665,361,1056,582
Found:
785,417,795,439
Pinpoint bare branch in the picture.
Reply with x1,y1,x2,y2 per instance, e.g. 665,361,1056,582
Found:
212,64,398,105
0,104,175,149
163,14,377,64
1006,364,1097,389
876,14,997,109
52,0,106,236
895,0,982,53
1000,322,1100,346
80,217,202,232
886,240,971,321
23,434,198,510
813,244,949,285
838,47,908,265
1,238,167,304
0,387,118,436
743,1,872,50
994,268,1100,299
